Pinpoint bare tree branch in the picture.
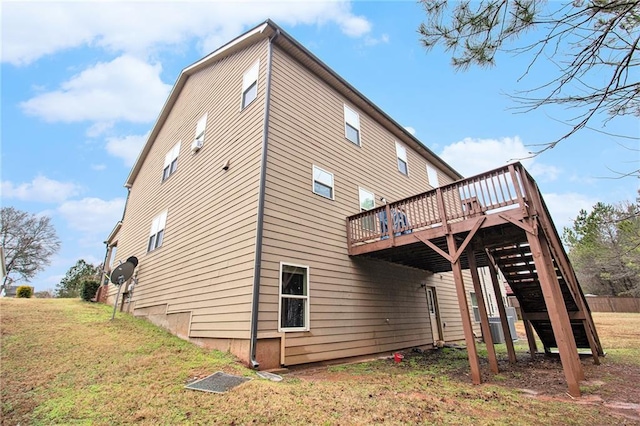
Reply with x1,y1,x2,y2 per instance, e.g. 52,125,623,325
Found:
1,207,61,291
418,0,640,173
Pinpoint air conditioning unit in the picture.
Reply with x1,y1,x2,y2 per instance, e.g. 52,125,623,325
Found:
191,138,203,153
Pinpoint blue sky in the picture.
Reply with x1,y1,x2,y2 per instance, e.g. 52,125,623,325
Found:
1,1,638,292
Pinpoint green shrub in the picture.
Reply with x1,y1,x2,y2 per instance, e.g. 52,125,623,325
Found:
16,286,33,298
80,280,101,301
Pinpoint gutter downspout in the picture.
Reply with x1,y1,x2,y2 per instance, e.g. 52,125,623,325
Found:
122,186,131,221
100,241,110,284
249,29,280,369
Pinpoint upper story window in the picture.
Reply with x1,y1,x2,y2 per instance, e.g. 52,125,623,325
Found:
396,142,408,175
147,210,167,253
359,187,375,231
162,141,181,181
344,105,360,145
359,187,375,211
427,165,439,188
241,61,259,109
279,263,310,332
192,113,208,151
312,165,334,200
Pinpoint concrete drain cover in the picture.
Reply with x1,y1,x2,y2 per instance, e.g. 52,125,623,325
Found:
185,372,251,393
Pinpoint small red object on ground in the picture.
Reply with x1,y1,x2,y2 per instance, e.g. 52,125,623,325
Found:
394,353,404,363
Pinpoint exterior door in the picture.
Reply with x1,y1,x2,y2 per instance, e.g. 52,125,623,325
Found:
427,287,442,343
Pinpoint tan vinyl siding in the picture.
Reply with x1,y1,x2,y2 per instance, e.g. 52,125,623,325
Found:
112,40,268,340
425,271,481,342
258,46,460,365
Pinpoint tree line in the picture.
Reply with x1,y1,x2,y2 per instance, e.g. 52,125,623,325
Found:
1,207,100,298
563,194,640,297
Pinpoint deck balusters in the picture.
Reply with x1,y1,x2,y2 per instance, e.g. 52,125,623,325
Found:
347,163,530,250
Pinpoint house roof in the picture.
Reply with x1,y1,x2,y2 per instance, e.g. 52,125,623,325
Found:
105,221,122,245
124,20,462,187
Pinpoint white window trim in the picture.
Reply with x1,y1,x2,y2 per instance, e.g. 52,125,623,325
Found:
162,141,181,181
147,210,168,253
278,262,310,332
343,104,361,146
427,288,436,315
312,165,335,200
470,291,480,323
395,141,408,175
195,113,207,143
358,187,375,211
427,165,439,188
108,243,118,268
241,60,259,109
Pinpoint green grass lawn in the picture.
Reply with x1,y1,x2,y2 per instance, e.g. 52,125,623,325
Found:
1,299,638,425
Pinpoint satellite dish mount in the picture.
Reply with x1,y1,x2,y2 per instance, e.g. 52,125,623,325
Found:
110,256,138,320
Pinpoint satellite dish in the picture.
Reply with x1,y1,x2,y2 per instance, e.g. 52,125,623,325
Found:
109,255,139,320
110,256,138,285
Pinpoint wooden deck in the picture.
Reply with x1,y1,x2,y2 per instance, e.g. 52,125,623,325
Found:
346,163,603,397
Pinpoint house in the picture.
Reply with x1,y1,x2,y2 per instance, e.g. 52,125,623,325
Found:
1,286,18,298
103,20,492,369
104,20,601,396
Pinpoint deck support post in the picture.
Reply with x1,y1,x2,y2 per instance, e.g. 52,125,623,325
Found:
527,227,584,397
466,246,499,374
523,319,538,359
447,233,482,385
385,203,395,247
538,225,601,364
486,253,517,364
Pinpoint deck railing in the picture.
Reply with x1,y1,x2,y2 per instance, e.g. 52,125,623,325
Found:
347,163,530,249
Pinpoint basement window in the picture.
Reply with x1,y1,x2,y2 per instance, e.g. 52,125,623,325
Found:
279,263,310,332
470,292,481,322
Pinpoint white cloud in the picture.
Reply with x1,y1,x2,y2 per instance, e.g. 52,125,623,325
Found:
364,33,389,46
86,122,114,138
1,175,81,203
439,136,560,181
542,192,597,231
404,126,416,136
337,14,372,37
529,163,561,181
20,55,170,124
91,164,107,171
58,197,125,235
2,2,373,65
105,133,149,167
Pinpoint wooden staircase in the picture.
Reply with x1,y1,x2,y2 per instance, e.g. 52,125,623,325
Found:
489,235,603,357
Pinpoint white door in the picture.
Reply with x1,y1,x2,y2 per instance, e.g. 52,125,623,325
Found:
427,287,441,343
